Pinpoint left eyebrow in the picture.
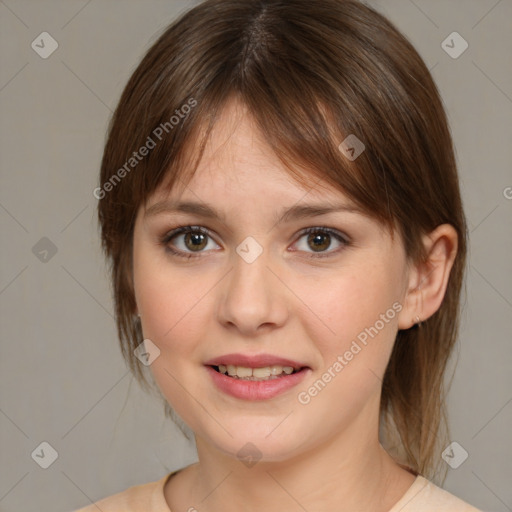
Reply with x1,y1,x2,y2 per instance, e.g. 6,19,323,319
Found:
274,203,365,225
144,199,364,224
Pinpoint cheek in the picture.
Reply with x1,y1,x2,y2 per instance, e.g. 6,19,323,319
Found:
137,276,203,349
292,268,401,430
133,260,211,426
294,263,399,352
133,251,215,366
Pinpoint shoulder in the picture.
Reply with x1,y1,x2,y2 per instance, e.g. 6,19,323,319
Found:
72,472,174,512
389,475,482,512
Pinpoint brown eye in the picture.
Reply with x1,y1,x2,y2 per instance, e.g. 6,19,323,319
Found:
307,231,331,252
183,231,208,251
161,226,219,258
293,227,349,258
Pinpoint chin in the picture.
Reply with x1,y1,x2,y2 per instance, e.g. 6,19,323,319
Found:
199,418,307,464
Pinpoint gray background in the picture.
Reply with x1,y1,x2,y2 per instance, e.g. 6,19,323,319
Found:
0,1,510,511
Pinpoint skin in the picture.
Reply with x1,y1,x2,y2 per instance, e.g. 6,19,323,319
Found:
132,97,458,512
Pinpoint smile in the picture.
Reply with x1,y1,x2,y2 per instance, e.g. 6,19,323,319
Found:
212,364,300,381
206,366,309,400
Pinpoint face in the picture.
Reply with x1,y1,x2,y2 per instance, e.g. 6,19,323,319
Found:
132,98,412,463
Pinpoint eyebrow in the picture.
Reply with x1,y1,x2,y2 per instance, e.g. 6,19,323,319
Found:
144,199,364,224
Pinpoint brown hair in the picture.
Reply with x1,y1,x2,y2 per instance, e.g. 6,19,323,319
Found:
97,0,467,483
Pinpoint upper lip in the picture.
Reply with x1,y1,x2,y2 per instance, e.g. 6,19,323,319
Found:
204,353,308,369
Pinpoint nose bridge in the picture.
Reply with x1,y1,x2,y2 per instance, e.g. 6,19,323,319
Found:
217,240,287,333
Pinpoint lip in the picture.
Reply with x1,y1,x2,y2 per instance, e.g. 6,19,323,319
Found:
206,366,310,401
204,353,311,401
204,353,307,369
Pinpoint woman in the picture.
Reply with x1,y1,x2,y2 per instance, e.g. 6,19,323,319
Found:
76,0,481,510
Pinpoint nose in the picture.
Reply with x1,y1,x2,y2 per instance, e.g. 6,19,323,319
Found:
217,247,289,336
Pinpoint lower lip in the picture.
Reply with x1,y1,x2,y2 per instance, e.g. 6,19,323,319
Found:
206,366,310,401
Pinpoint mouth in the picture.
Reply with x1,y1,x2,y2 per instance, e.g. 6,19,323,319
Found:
204,353,310,400
209,364,305,381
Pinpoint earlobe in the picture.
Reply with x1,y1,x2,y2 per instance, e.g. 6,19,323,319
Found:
397,271,424,330
398,224,458,330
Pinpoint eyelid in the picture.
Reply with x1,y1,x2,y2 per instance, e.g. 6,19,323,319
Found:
296,226,349,244
161,225,220,253
290,226,349,258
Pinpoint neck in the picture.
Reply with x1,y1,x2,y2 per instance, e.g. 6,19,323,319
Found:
181,410,413,512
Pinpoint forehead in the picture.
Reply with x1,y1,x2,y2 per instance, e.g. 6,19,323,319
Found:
148,97,355,209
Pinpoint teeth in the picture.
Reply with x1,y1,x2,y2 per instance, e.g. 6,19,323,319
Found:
270,365,282,376
253,367,271,378
215,364,297,380
236,366,252,378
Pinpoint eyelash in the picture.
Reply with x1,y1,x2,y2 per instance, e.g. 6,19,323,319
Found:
159,225,350,260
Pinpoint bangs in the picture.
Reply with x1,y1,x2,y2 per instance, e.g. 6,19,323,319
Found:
101,0,452,268
136,80,397,241
125,1,425,241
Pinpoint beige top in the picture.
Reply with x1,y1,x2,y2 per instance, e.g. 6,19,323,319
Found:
73,470,482,511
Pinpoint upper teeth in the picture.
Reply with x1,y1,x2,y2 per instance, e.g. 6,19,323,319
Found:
218,364,295,378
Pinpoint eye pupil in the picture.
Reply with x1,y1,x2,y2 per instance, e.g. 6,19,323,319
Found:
185,232,207,251
308,232,330,252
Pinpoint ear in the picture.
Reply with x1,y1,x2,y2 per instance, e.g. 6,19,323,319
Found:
397,224,458,330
